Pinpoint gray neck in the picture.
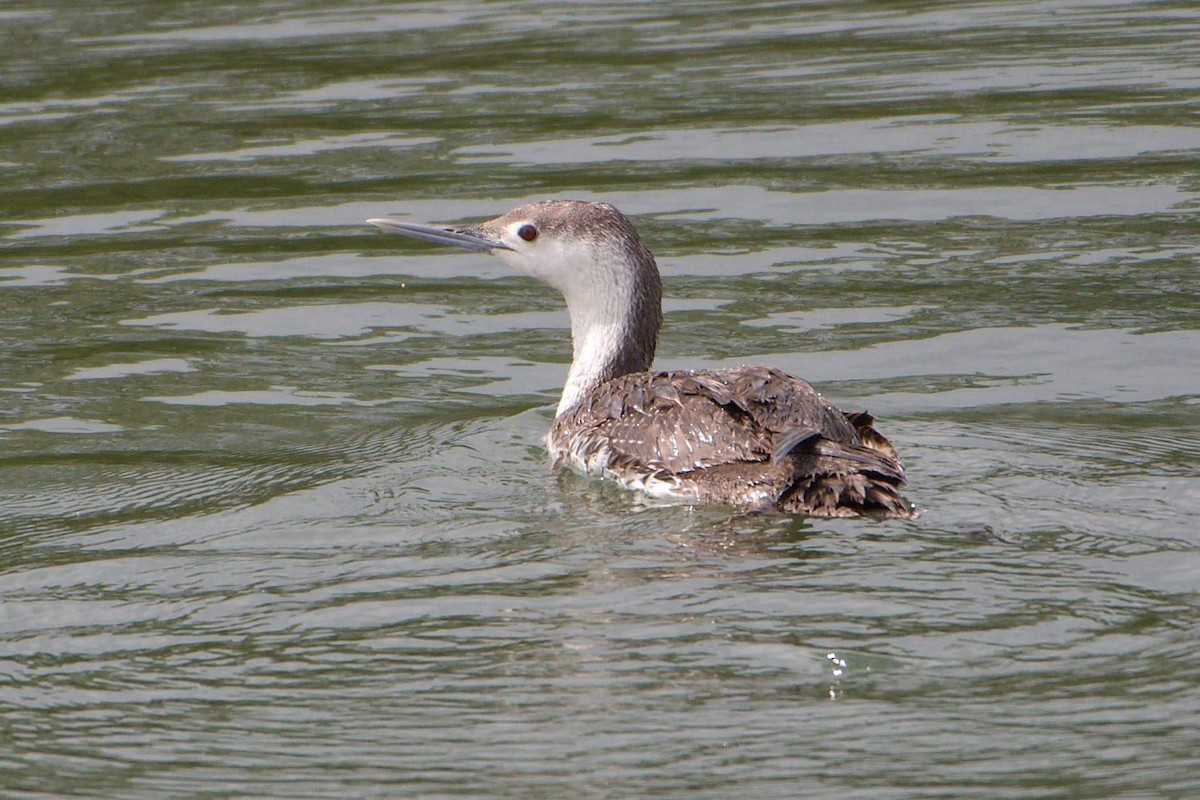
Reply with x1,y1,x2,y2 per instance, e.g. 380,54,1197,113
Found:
556,252,662,416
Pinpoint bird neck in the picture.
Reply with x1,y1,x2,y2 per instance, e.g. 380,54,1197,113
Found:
556,262,662,417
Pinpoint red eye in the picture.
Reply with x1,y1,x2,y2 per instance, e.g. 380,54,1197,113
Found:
517,224,538,242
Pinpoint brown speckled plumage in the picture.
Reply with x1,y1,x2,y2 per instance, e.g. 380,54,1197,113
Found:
369,199,913,518
549,366,910,517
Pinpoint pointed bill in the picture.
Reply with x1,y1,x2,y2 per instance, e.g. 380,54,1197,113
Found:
367,218,511,252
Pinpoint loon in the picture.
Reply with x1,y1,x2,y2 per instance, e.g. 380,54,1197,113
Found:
369,200,912,518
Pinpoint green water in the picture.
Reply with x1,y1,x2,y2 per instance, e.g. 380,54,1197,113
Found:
2,2,1199,797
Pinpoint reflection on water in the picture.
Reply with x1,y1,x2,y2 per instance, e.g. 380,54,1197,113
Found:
2,0,1199,798
455,119,1200,164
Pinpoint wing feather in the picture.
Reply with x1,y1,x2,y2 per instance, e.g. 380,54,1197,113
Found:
554,366,870,472
548,366,910,516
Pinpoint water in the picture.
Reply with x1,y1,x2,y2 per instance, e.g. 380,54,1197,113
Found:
2,1,1199,797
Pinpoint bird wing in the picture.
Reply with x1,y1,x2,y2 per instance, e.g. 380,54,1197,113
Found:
554,366,871,475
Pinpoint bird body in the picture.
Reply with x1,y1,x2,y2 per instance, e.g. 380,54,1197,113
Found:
548,366,909,516
369,200,912,518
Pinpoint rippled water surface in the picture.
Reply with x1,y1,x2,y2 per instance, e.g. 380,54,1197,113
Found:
2,1,1199,797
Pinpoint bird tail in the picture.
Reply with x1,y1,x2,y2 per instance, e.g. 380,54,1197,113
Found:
777,411,913,518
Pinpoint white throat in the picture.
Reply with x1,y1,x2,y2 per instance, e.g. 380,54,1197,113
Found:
558,297,630,416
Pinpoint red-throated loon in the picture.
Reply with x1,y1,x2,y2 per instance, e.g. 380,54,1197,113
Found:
368,200,912,518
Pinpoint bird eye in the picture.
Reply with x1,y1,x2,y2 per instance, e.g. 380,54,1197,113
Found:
517,224,538,242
